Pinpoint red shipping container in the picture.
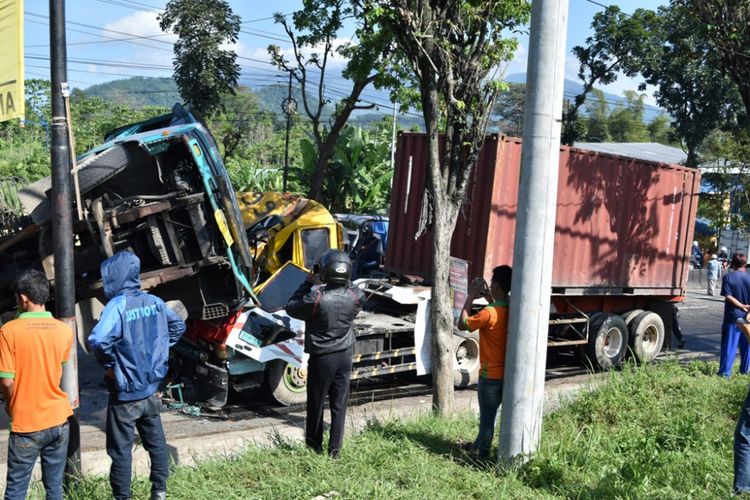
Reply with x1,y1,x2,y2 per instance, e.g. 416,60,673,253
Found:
385,133,700,298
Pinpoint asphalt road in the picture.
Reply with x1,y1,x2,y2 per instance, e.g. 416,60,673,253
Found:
674,288,724,362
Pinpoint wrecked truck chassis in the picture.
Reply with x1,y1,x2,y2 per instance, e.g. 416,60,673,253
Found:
173,277,481,408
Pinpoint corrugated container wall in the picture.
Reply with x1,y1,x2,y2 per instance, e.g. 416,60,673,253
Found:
385,133,700,296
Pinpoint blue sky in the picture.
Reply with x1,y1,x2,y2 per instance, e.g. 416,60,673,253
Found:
22,0,665,105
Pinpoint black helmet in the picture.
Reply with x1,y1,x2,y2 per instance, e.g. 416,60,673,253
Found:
320,250,352,285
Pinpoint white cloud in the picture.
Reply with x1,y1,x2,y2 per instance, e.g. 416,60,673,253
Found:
99,10,175,71
564,55,581,82
102,10,174,41
501,43,529,77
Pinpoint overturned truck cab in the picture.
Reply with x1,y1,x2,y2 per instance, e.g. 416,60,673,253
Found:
0,103,258,351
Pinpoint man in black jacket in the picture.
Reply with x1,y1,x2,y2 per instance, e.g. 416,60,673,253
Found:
287,250,364,457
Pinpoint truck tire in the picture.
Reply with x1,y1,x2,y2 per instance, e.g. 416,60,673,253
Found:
266,360,307,406
453,331,480,387
621,309,644,327
629,311,665,363
585,313,629,370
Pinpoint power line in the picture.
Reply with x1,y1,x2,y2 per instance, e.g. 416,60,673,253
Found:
242,13,292,25
93,0,163,11
25,33,173,48
25,17,171,52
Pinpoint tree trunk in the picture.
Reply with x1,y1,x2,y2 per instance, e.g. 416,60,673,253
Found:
422,84,459,417
430,197,460,417
685,144,698,168
310,143,334,201
307,77,376,202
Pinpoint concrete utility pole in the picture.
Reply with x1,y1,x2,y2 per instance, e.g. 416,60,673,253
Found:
498,0,569,465
49,0,81,479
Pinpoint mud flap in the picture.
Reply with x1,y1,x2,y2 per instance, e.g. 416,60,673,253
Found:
188,361,229,408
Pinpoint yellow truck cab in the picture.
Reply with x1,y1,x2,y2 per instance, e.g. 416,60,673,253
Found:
237,191,342,285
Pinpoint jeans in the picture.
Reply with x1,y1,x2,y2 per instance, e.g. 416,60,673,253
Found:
719,322,750,377
107,393,169,500
306,348,352,457
4,421,69,500
474,377,503,459
735,386,750,493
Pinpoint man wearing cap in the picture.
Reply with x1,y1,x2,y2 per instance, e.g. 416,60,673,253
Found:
286,250,364,458
707,253,721,296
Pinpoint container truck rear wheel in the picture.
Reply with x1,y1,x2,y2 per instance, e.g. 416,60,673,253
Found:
585,313,629,370
621,309,644,327
267,360,307,406
629,311,665,363
453,331,480,387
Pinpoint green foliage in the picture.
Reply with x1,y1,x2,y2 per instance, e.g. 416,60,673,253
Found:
676,0,750,121
647,114,675,145
58,360,745,499
208,88,277,160
0,120,51,181
606,91,650,143
697,129,750,231
582,89,610,142
563,6,657,144
224,114,307,194
159,0,241,117
70,94,169,153
521,361,743,498
492,82,526,136
268,0,390,201
570,4,743,164
297,121,393,213
0,80,168,183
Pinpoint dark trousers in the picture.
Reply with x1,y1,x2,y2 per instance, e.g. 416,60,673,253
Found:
106,393,169,500
4,422,69,500
475,378,503,459
306,348,352,457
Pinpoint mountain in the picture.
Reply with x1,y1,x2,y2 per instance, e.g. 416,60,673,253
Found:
505,73,664,122
80,76,423,130
82,77,182,109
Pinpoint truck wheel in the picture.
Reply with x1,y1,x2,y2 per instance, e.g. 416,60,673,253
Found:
453,331,480,387
266,360,307,406
585,313,629,370
629,311,665,363
621,309,644,327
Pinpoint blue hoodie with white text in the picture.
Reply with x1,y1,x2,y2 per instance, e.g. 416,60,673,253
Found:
88,251,186,402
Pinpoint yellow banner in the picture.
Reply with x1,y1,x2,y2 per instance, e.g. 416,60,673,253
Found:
0,0,23,122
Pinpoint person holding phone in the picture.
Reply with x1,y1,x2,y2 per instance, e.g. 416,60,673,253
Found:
286,250,364,458
457,265,512,460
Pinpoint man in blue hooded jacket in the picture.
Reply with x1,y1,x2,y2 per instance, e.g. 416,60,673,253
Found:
88,251,186,500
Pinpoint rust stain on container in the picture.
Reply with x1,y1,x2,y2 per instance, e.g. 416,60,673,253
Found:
385,133,700,297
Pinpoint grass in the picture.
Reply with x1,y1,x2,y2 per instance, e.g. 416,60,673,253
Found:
44,361,750,499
